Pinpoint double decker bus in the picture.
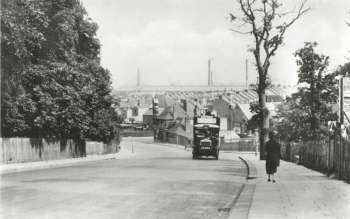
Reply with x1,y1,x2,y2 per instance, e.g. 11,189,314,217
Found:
192,110,220,160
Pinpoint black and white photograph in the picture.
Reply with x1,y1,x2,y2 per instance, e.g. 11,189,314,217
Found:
1,0,350,218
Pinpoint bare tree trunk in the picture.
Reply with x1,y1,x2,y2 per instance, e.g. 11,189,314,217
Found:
259,90,269,160
230,0,310,159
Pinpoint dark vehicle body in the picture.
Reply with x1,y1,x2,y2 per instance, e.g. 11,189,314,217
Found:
192,114,220,159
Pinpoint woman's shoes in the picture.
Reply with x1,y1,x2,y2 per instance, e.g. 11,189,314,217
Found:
272,180,276,183
268,179,271,182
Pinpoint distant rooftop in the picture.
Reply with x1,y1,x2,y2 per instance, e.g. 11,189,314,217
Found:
114,84,296,92
114,85,248,92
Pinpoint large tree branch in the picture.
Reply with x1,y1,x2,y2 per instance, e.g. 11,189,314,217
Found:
258,0,268,46
246,0,259,40
232,0,310,80
238,0,253,20
262,0,310,76
229,28,252,34
260,1,278,74
283,0,310,31
241,0,265,76
274,0,309,46
238,0,259,42
262,1,275,56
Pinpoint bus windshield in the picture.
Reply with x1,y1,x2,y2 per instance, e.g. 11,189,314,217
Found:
194,127,219,138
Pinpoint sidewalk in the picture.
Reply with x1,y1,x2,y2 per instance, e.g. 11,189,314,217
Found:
237,153,350,219
0,146,134,175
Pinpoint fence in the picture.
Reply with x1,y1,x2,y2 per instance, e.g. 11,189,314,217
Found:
167,134,191,146
0,137,119,164
121,130,153,137
280,137,350,182
220,137,257,152
85,139,119,155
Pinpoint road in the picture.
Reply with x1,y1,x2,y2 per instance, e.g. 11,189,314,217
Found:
1,137,247,219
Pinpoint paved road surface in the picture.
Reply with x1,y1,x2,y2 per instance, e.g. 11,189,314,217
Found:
1,138,247,219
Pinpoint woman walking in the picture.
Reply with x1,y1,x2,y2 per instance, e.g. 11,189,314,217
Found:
265,131,281,183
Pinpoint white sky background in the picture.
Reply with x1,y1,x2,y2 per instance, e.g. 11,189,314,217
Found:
81,0,350,88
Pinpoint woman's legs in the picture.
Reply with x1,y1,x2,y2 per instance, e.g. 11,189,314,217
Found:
271,173,275,182
267,174,271,181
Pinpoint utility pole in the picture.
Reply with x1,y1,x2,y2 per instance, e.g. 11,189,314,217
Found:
208,58,214,86
152,97,159,142
137,68,140,87
208,59,211,86
211,62,213,86
338,76,344,178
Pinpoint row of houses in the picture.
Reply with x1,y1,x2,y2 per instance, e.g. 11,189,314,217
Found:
211,95,280,134
115,86,295,143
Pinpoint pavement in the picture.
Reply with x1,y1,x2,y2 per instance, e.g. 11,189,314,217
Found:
1,138,350,219
235,153,350,219
0,138,190,175
1,137,247,219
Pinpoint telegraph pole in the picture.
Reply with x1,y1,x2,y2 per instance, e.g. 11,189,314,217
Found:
208,59,211,86
137,68,140,87
152,97,159,142
208,58,214,86
338,77,343,178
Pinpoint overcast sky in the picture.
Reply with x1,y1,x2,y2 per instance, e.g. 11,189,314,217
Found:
81,0,350,88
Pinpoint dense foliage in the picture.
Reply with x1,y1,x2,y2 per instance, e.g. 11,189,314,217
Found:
1,0,121,142
275,42,338,141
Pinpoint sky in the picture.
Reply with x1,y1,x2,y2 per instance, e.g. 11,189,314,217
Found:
81,0,350,89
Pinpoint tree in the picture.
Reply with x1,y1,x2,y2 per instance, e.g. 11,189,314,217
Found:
294,42,336,135
335,62,350,76
1,0,49,136
274,96,308,141
230,0,310,159
275,42,337,141
1,0,120,143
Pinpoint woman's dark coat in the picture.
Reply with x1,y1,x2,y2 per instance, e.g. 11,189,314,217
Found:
265,139,281,174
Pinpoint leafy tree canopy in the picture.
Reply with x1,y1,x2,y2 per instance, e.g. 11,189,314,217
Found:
275,42,338,141
1,0,120,142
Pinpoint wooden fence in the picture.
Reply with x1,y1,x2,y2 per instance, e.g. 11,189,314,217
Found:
220,137,257,152
281,137,350,182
